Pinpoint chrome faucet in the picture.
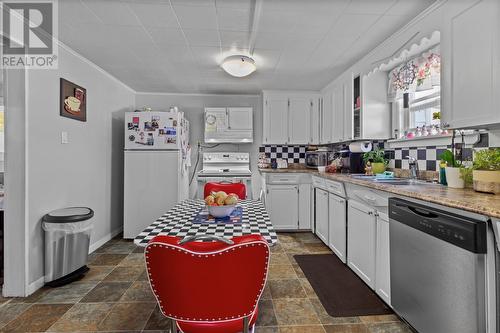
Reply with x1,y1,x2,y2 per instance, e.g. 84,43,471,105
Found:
406,156,419,180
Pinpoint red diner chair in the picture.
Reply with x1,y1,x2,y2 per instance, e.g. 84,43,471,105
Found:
204,182,247,199
144,234,270,333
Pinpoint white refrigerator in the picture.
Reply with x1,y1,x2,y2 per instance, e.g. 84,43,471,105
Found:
123,111,190,239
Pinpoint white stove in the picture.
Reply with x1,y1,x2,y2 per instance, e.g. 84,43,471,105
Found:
196,152,253,198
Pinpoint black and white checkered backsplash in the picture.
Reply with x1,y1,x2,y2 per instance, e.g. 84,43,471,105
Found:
387,145,453,172
386,133,489,172
257,134,490,172
259,145,307,164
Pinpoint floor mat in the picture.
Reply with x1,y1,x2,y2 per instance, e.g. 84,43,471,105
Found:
294,254,393,317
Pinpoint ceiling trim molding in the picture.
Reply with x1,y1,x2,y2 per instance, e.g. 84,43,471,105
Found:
54,39,137,94
360,0,447,64
321,0,447,93
135,91,261,97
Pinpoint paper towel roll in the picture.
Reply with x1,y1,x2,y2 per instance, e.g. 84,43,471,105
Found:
349,142,372,153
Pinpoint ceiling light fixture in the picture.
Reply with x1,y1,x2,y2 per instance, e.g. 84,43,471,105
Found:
221,55,256,77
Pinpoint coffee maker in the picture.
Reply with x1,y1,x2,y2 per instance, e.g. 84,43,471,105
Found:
339,149,365,174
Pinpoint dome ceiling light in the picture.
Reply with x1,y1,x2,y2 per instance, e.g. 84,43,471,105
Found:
221,55,256,77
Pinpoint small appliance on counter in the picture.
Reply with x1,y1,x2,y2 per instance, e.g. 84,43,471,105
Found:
276,159,288,169
339,149,365,174
305,149,333,169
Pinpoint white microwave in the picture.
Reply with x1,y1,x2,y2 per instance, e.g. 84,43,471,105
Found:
204,107,253,143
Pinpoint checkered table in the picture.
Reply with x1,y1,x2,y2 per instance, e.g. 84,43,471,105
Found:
134,199,278,247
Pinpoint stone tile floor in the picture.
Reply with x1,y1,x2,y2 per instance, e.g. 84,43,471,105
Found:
0,232,412,332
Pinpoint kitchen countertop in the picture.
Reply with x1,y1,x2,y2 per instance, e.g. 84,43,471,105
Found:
259,167,500,219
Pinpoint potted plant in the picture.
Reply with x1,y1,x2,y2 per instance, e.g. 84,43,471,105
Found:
472,148,500,194
439,150,465,189
363,149,388,174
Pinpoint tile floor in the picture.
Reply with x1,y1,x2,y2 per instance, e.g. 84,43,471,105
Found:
0,233,412,332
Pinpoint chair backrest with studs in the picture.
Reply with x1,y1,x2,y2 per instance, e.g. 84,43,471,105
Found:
144,234,269,322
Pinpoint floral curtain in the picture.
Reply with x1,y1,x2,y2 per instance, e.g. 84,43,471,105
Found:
387,45,440,101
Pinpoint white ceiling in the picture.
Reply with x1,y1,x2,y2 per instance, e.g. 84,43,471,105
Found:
59,0,436,94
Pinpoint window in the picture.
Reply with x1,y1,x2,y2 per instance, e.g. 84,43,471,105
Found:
388,45,441,139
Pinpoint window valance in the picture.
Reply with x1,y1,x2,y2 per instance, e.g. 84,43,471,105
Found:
387,45,440,101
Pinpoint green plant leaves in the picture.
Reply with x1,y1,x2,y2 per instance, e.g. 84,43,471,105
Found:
473,148,500,171
362,149,388,165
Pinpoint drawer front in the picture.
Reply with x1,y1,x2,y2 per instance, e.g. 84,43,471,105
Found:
312,176,326,189
325,179,345,197
350,188,388,207
267,173,301,184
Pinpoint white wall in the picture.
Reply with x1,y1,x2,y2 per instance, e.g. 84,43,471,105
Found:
135,93,262,199
24,45,135,287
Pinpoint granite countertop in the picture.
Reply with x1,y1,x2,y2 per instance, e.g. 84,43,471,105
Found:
259,167,500,219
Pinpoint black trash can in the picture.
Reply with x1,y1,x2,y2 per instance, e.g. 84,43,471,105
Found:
42,207,94,287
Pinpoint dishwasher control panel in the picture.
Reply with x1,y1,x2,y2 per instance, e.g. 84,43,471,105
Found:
389,198,487,253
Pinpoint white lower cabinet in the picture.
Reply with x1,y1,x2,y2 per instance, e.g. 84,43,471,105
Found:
315,188,329,244
299,183,312,230
267,184,299,230
347,200,377,289
264,173,311,230
375,211,391,305
328,194,347,263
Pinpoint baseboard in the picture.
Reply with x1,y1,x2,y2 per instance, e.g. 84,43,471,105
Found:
88,227,123,254
27,276,45,296
24,228,123,297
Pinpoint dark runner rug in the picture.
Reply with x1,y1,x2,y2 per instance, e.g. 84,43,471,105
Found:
294,254,392,317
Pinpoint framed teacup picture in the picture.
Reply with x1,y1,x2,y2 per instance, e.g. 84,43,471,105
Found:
60,78,87,122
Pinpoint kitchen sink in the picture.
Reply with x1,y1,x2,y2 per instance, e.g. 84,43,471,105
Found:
373,179,413,185
350,174,435,186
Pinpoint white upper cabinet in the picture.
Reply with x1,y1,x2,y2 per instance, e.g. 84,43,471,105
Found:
263,91,319,145
289,97,311,145
343,77,354,141
333,85,345,143
263,96,288,144
310,99,320,144
227,107,252,130
442,0,500,129
361,72,391,139
320,90,334,144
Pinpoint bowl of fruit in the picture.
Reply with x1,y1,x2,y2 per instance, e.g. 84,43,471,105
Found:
204,191,239,218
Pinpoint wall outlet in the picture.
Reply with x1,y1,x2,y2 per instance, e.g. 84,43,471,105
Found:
61,131,69,144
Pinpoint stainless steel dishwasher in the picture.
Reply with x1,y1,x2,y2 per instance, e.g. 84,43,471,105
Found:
389,197,488,333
